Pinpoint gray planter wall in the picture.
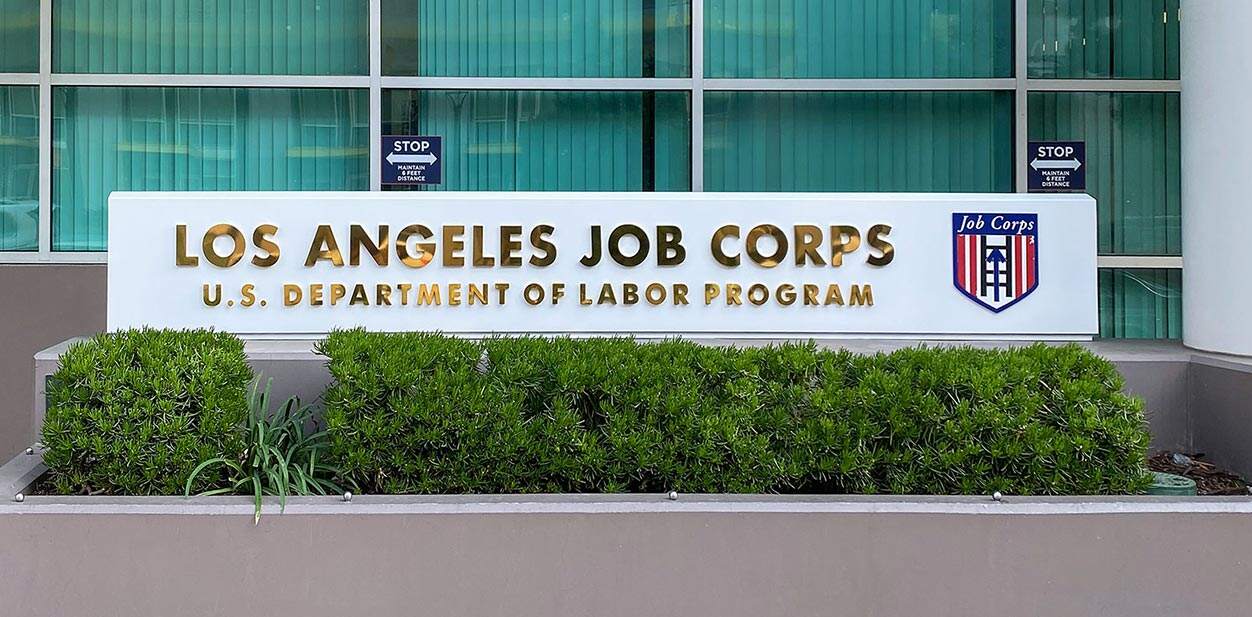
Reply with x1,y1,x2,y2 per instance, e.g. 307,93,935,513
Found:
2,495,1251,617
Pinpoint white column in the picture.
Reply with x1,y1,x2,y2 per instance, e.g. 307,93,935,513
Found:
1182,0,1252,356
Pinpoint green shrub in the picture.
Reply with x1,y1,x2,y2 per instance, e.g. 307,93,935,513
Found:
41,328,253,495
319,331,1153,496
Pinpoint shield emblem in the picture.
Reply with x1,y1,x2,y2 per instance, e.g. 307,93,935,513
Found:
952,213,1039,313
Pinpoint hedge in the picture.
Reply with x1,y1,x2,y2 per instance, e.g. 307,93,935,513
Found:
41,328,253,495
318,331,1153,495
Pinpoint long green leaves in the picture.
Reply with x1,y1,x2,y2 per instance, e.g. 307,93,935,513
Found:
185,379,350,524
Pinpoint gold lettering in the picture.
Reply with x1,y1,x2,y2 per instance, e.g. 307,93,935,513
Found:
850,284,874,306
803,284,819,306
442,225,465,267
203,224,246,268
240,284,256,307
377,284,393,306
329,283,347,306
645,283,666,305
349,284,369,306
777,284,796,306
622,283,639,305
824,285,844,306
202,283,222,306
448,284,463,306
673,284,689,306
656,226,685,266
609,225,649,267
524,283,544,305
283,284,302,306
726,283,743,306
350,225,389,267
867,224,895,266
309,284,324,306
251,224,280,267
747,284,769,306
746,225,787,268
305,225,344,267
704,283,720,305
396,225,435,268
829,225,862,267
530,225,556,267
711,225,740,267
500,225,523,267
468,284,489,306
472,226,496,267
597,284,617,305
417,284,441,306
580,226,603,267
793,225,825,267
176,225,199,266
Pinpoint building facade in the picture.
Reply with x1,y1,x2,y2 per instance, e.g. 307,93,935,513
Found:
0,1,1197,457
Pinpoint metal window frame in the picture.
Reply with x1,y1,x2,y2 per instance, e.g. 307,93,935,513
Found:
0,0,1183,268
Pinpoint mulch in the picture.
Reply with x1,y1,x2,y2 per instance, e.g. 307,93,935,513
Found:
1149,451,1250,496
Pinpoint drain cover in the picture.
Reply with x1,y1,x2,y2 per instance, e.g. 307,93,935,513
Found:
1147,472,1197,496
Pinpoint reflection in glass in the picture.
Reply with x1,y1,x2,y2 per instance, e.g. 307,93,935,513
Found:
54,0,368,75
53,87,368,251
1027,0,1180,79
1099,269,1181,339
0,86,38,251
383,0,691,77
384,89,690,191
0,0,38,72
705,91,1013,192
706,0,1012,78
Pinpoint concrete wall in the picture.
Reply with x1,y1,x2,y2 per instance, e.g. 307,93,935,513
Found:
1182,0,1252,356
0,265,105,460
1,496,1250,617
1190,359,1252,476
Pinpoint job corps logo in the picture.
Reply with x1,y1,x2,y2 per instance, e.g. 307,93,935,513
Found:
952,213,1038,313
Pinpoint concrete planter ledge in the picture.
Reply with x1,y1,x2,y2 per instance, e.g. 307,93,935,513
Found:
6,449,1251,514
4,492,1252,516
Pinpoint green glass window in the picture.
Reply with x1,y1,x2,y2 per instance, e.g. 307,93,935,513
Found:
705,91,1013,192
1028,0,1180,79
53,87,368,252
54,0,368,75
0,86,38,251
1099,268,1181,339
384,89,690,191
382,0,691,77
0,0,39,72
706,0,1013,78
1029,92,1180,256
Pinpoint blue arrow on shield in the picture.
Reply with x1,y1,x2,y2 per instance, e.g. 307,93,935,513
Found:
987,248,1007,302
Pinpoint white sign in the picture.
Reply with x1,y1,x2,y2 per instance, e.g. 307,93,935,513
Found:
107,192,1098,338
